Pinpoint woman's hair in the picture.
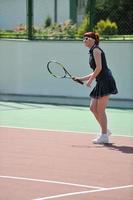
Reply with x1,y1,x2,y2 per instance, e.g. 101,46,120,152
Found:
84,32,99,45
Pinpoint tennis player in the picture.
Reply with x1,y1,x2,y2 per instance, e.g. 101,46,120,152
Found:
75,32,118,144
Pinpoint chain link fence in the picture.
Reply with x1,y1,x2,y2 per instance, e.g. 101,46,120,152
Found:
0,0,132,40
93,0,133,35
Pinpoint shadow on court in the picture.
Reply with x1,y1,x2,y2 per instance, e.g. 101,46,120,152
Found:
103,143,133,154
72,143,133,154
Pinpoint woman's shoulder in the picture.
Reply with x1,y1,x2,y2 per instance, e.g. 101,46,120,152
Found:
92,45,103,54
89,45,104,55
93,45,105,55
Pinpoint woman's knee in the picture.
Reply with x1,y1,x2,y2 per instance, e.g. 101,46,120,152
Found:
90,104,97,114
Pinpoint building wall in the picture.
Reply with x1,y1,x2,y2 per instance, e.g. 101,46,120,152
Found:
0,39,133,108
0,0,26,29
77,0,88,24
0,0,70,30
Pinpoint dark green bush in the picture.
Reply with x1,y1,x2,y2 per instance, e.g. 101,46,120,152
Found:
44,16,52,28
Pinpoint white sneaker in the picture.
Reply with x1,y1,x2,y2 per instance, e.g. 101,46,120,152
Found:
92,134,109,144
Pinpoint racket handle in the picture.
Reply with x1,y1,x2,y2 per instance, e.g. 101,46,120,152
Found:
72,78,84,85
76,79,84,85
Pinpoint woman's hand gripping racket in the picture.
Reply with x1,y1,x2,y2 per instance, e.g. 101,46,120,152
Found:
47,60,83,85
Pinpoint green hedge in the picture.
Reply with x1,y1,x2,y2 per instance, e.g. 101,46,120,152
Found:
0,19,133,41
94,19,118,35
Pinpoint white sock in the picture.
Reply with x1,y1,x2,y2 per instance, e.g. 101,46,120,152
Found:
102,133,107,136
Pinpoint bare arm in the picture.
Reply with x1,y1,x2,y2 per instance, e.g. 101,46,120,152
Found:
74,73,93,81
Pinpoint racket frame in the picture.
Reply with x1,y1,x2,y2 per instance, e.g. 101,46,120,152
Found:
47,60,83,85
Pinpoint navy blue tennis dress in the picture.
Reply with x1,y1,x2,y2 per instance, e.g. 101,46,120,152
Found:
89,44,118,98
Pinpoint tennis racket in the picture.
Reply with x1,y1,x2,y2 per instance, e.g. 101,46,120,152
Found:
47,60,83,85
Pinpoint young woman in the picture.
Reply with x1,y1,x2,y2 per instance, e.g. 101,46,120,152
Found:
75,32,118,144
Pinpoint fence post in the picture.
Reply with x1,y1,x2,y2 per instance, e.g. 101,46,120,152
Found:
89,0,96,31
70,0,77,23
54,0,57,23
27,0,33,40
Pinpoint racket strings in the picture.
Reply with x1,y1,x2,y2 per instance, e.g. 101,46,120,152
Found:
48,62,66,78
47,61,83,85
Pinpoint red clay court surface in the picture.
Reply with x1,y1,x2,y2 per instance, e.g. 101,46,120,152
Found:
0,126,133,200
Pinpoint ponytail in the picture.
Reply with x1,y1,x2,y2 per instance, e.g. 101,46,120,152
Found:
95,32,99,45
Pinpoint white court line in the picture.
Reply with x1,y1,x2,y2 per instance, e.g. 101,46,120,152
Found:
0,175,104,189
0,175,133,200
33,185,133,200
0,125,133,138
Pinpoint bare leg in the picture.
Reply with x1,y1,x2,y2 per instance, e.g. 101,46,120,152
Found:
90,96,110,144
97,96,109,134
90,96,109,134
90,98,99,123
